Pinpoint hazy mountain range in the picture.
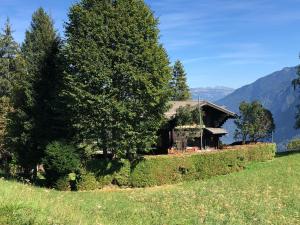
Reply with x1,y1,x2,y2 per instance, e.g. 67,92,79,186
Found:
216,66,300,150
190,86,235,102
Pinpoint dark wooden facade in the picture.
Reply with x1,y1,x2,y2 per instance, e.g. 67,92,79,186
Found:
158,101,236,152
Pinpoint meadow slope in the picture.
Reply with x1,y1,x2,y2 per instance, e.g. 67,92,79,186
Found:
0,153,299,225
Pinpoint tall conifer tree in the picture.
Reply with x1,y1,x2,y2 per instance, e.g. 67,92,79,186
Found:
63,0,171,159
0,20,24,165
22,8,62,143
0,19,20,97
7,8,61,172
171,60,191,101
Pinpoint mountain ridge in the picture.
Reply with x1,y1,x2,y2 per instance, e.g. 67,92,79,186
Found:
216,66,300,150
190,86,235,102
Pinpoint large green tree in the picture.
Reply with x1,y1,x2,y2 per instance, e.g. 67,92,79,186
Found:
175,105,203,126
62,0,171,159
22,7,63,141
7,8,62,173
0,20,23,165
234,101,275,143
170,60,191,101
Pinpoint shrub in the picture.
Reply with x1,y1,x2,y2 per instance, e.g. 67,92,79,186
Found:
97,175,114,188
8,159,20,178
130,156,197,187
86,159,131,187
71,143,275,190
287,139,300,151
190,152,236,180
111,160,131,186
77,173,98,191
130,143,276,187
42,141,81,185
35,172,47,187
55,176,71,191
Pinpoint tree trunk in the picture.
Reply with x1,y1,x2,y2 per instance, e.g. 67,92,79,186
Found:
103,148,108,159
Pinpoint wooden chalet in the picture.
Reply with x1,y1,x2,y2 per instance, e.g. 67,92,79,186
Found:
158,101,236,152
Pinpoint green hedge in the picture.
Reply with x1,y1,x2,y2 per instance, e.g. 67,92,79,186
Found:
86,143,276,188
287,139,300,151
77,173,99,191
86,159,131,188
131,143,276,187
55,176,72,191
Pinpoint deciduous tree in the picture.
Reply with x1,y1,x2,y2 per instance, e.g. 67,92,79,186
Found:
62,0,171,159
175,105,204,126
234,101,275,143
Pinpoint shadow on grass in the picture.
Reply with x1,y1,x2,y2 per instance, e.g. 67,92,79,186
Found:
86,159,125,177
130,156,146,172
276,150,300,158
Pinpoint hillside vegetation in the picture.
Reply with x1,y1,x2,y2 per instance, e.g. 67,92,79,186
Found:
82,144,275,190
217,67,299,148
0,153,299,225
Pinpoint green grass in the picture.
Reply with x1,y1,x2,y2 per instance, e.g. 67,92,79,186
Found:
0,153,300,225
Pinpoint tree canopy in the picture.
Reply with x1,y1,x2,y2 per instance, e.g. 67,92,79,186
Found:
7,8,61,172
234,101,275,143
0,19,20,97
0,20,24,169
170,60,191,101
62,0,171,159
174,105,204,126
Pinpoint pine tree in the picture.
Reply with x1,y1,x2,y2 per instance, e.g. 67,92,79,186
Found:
0,19,20,97
7,8,62,173
0,20,26,168
171,60,191,101
22,7,63,141
63,0,171,159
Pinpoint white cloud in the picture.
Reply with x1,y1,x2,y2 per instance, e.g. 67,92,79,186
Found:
183,42,280,65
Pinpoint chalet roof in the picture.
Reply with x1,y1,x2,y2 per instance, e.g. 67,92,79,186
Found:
205,127,228,135
165,100,236,119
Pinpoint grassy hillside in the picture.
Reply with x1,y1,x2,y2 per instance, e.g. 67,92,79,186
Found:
0,153,300,225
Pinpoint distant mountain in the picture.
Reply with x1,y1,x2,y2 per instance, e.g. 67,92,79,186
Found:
217,67,300,151
190,86,235,102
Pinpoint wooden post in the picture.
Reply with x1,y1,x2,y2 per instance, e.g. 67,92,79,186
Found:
198,97,203,150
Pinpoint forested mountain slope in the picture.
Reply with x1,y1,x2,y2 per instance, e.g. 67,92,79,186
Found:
217,67,300,149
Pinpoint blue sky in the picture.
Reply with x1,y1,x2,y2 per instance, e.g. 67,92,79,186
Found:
1,0,300,88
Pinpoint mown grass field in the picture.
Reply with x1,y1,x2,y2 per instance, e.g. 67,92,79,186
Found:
0,153,299,225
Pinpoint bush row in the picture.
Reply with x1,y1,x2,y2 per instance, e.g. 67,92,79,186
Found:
75,143,275,189
287,139,300,151
130,143,275,187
